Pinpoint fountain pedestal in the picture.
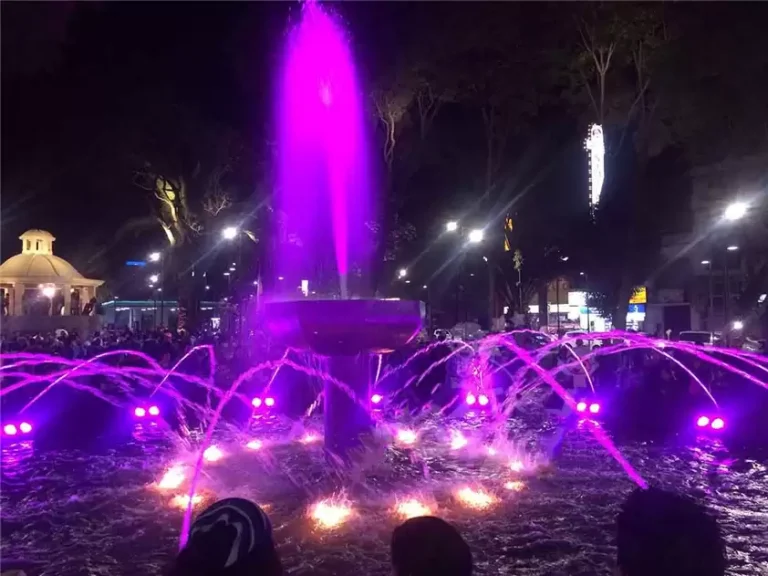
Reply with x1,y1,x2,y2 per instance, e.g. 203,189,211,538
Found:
265,299,423,459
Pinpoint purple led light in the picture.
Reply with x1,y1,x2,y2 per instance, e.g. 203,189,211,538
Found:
252,397,262,408
134,407,146,418
148,406,160,416
478,394,489,406
696,415,710,427
711,417,725,430
19,422,32,434
576,402,587,412
371,394,383,404
265,397,275,407
466,393,477,406
3,424,18,436
589,403,600,414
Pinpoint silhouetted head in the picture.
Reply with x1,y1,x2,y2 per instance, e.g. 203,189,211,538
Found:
391,516,472,576
616,488,725,576
169,498,281,576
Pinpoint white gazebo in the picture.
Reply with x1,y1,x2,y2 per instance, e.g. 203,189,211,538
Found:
0,230,104,319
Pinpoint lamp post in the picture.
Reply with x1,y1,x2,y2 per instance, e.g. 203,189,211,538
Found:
148,252,165,328
445,221,488,331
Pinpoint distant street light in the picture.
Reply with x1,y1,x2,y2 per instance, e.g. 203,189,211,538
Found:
446,221,459,232
149,274,160,283
701,260,710,265
148,252,161,262
40,285,56,299
398,268,408,279
223,272,231,276
727,245,739,251
723,202,748,222
468,229,484,243
422,285,427,289
560,255,569,262
222,226,239,240
229,267,236,272
732,320,744,331
205,285,210,290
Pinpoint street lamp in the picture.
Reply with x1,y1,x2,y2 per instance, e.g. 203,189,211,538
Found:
732,319,744,331
148,252,161,263
149,274,159,283
726,245,739,251
41,285,56,299
723,201,748,222
398,268,407,279
222,226,239,240
468,229,484,243
700,260,710,265
446,221,459,233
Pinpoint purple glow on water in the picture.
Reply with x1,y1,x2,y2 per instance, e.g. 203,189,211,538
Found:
711,417,725,430
134,407,146,418
466,393,477,405
3,424,18,436
276,1,371,295
697,415,710,427
371,393,383,404
19,422,32,433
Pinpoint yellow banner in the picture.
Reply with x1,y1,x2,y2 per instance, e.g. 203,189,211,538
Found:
629,286,647,304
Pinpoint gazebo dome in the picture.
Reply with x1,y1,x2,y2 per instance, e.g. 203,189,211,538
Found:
0,230,85,282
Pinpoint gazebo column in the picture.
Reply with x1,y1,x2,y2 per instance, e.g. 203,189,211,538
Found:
12,283,24,316
63,284,72,316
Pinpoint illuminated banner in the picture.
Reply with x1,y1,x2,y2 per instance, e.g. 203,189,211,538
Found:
585,124,605,210
629,286,647,304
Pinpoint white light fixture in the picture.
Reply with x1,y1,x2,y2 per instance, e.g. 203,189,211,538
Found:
758,293,767,304
446,221,458,232
149,274,159,283
300,279,309,296
468,229,484,243
229,267,236,272
223,272,230,276
585,124,605,211
560,256,569,262
205,285,210,290
482,256,488,262
732,320,744,331
723,201,748,222
221,226,238,240
727,245,739,251
422,285,427,289
278,276,284,281
40,285,56,298
148,252,161,262
398,268,407,279
405,280,411,284
701,260,710,265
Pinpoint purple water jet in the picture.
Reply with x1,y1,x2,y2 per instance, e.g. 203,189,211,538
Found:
276,1,371,295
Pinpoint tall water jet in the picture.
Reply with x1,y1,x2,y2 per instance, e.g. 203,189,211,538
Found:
267,1,423,460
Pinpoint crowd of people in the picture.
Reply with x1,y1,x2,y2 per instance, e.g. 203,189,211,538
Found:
166,487,726,576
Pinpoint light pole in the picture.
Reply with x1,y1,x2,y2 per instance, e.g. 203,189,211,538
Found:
148,252,164,327
580,271,590,332
445,221,487,331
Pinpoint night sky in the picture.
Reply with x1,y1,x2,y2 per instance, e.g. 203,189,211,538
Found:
3,2,766,300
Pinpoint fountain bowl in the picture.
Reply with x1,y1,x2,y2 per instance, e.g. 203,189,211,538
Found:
264,299,424,356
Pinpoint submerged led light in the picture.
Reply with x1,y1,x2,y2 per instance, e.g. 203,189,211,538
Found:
3,424,18,436
19,422,32,433
252,397,262,408
589,403,600,414
696,416,710,427
478,394,489,406
371,394,383,404
148,405,160,416
134,407,146,417
465,393,477,405
576,402,587,413
711,417,725,430
264,397,275,407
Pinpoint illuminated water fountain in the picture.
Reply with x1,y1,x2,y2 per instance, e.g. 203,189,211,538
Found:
265,1,423,459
